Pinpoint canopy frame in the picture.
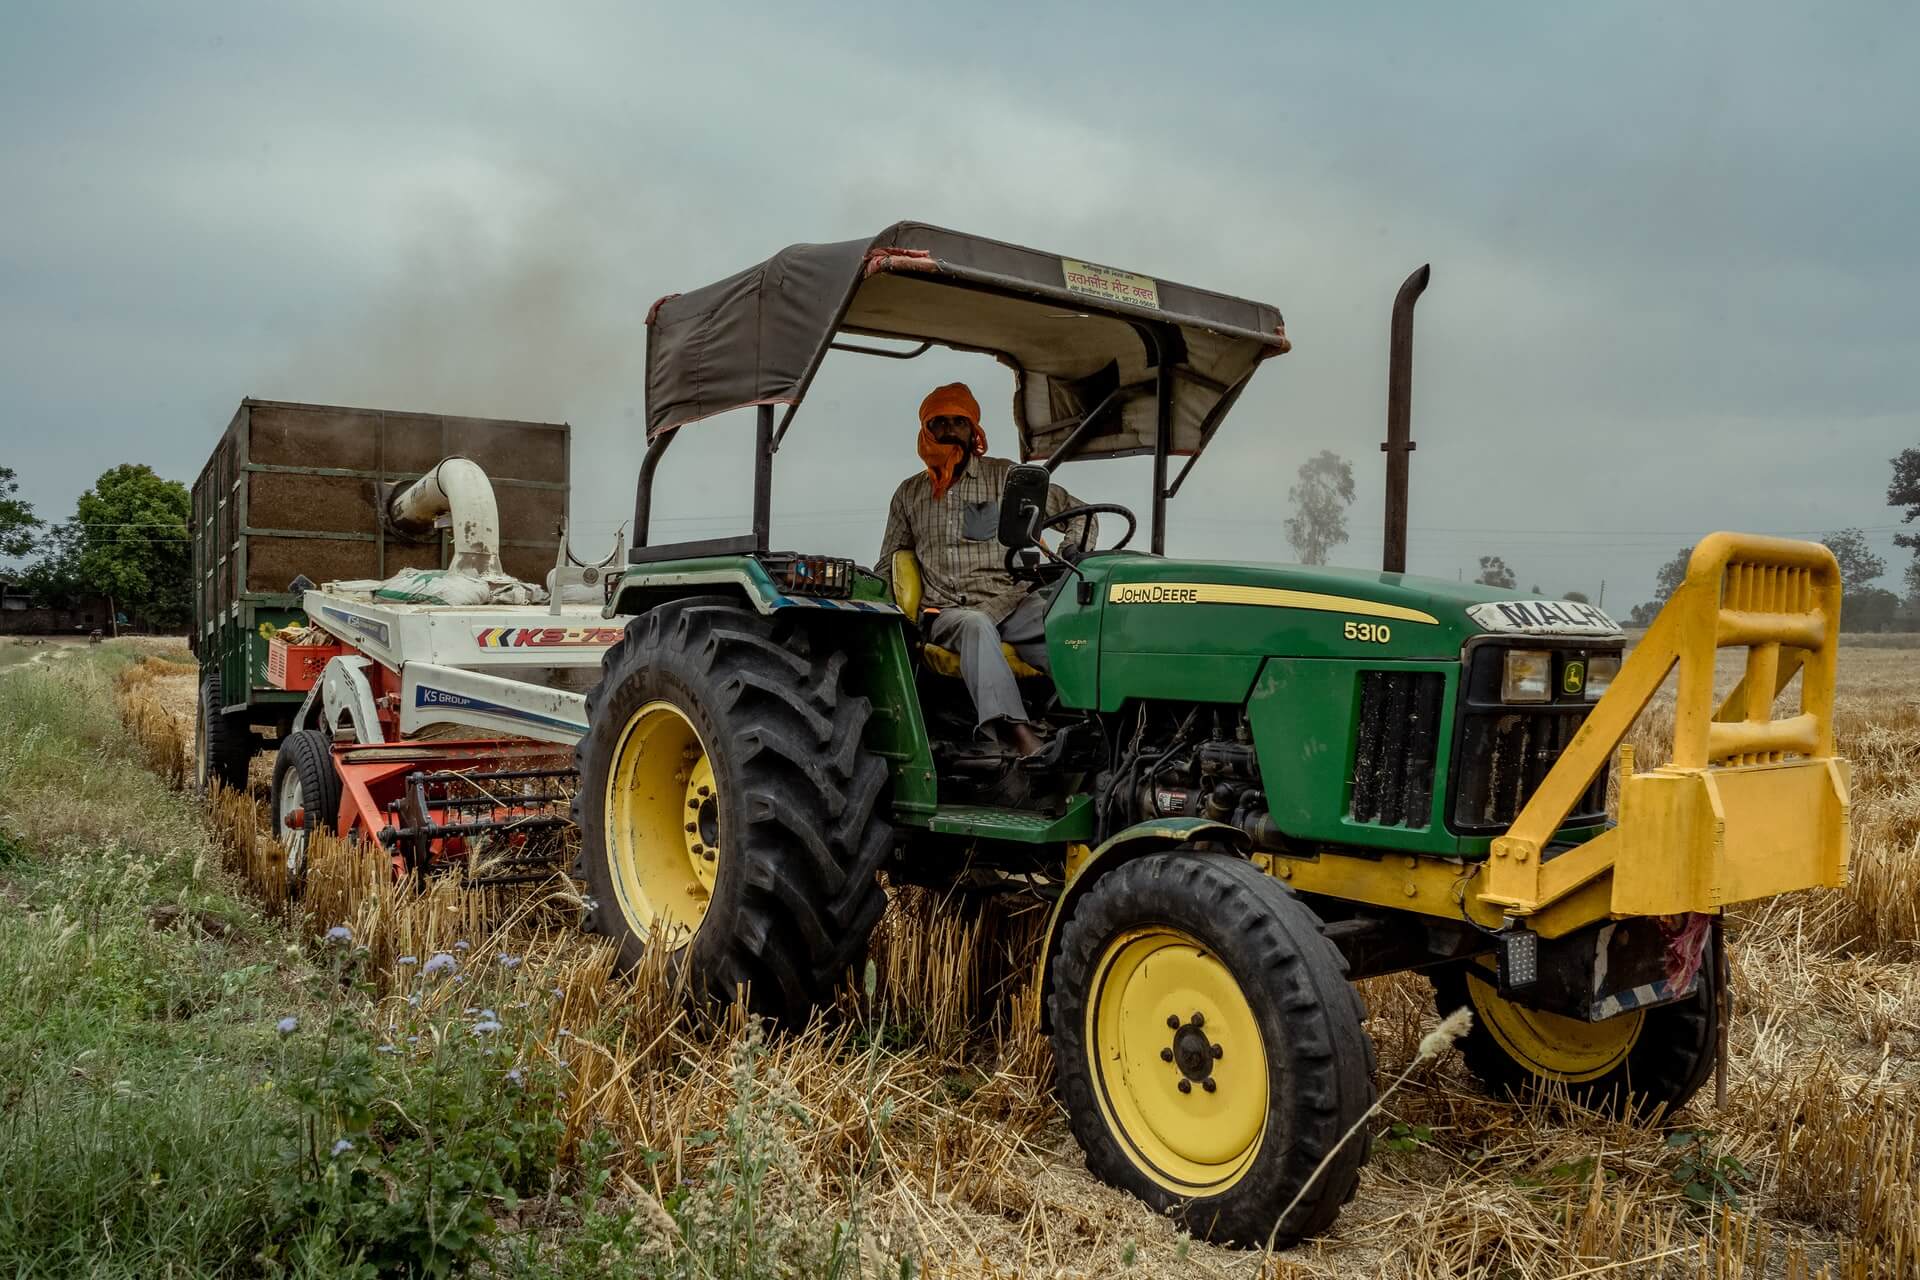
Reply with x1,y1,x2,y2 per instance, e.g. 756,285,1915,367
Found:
631,222,1288,563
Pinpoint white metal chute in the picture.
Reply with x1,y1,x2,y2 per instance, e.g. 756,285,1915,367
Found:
387,456,504,576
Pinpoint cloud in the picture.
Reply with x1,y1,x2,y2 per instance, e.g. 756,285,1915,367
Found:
2,0,1915,605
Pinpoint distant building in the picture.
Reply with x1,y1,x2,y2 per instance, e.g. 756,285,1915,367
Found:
0,578,115,636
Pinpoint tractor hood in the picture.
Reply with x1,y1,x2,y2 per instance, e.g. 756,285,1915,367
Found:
1078,554,1622,662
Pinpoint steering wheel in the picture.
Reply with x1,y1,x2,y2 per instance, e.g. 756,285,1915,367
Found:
1003,502,1138,584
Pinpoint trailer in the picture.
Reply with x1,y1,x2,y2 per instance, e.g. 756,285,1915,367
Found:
189,399,571,790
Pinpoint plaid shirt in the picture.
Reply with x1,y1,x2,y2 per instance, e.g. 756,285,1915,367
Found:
876,455,1093,625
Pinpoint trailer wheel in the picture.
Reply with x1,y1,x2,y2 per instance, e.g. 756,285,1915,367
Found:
1048,851,1377,1247
1430,947,1718,1117
573,596,893,1026
271,730,341,890
195,670,253,794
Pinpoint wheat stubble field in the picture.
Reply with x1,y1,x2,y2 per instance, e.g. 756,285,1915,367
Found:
1,637,1914,1278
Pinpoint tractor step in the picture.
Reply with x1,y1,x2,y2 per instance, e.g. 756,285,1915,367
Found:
927,795,1093,843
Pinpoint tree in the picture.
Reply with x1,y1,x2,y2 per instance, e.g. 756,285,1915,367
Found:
1564,590,1591,604
1891,448,1920,549
1891,449,1920,598
1846,587,1900,632
0,465,39,562
19,520,85,601
1819,528,1885,592
1628,546,1693,626
69,465,192,629
1474,555,1516,589
1283,451,1355,566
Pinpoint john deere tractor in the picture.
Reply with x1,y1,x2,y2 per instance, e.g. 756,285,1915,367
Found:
573,223,1850,1246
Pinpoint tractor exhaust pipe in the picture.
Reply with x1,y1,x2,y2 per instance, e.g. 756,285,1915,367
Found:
1382,264,1430,575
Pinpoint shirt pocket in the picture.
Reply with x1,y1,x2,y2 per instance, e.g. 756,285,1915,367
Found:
961,499,1000,542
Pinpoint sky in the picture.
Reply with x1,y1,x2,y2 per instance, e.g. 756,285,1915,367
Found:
3,1,1916,610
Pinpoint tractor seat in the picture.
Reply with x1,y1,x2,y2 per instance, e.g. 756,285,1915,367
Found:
891,550,1044,679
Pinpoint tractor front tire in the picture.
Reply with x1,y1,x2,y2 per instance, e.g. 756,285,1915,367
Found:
1049,852,1377,1247
573,597,893,1027
1430,946,1719,1117
272,730,341,893
195,670,253,794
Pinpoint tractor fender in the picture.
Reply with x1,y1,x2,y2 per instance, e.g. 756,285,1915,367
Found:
604,574,934,822
610,568,777,617
609,562,905,622
1036,817,1251,1031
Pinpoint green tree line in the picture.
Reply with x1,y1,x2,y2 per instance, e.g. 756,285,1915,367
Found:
1617,450,1920,630
0,463,191,630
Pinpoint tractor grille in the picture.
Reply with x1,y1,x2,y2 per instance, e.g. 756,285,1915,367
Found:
1349,670,1446,827
1447,641,1613,835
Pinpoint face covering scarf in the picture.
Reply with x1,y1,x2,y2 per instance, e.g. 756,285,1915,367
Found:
916,382,987,500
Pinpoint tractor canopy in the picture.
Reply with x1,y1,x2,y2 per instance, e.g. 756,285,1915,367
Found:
643,222,1291,465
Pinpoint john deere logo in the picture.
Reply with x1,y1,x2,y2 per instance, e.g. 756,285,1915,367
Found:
1563,660,1586,694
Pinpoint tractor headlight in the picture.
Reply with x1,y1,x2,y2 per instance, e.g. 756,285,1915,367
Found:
1584,653,1621,702
1501,649,1553,703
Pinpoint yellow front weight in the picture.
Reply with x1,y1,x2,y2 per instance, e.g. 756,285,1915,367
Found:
1087,927,1269,1193
604,700,718,945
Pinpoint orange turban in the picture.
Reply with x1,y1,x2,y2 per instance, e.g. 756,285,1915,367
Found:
916,382,988,500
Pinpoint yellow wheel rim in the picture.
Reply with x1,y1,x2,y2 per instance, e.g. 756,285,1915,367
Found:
1466,969,1643,1082
603,700,719,946
1086,927,1269,1194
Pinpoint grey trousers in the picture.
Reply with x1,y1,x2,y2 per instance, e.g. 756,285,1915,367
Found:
927,592,1051,728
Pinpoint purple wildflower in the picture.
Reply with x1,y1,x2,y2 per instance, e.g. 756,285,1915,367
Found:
330,1139,354,1157
275,1016,298,1035
324,925,352,944
472,1020,504,1035
421,953,455,978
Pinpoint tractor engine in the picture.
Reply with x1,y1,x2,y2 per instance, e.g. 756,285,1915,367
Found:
1121,710,1275,844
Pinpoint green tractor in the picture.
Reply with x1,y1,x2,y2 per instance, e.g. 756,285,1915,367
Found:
572,223,1851,1245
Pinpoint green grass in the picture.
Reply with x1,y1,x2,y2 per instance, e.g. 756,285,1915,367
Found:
0,646,300,1277
0,647,879,1280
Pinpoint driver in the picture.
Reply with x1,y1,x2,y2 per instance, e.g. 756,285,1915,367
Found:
877,382,1094,757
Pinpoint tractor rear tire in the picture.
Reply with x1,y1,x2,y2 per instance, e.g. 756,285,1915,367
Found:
1430,944,1719,1117
195,670,253,794
572,596,893,1027
1048,851,1377,1247
272,730,341,893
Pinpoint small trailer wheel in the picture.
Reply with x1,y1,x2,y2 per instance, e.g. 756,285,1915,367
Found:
272,730,342,892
